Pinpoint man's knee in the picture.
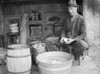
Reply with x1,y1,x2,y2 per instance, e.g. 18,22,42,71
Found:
71,41,88,60
72,40,88,53
79,40,88,50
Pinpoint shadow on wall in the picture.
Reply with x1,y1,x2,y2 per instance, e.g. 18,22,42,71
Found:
44,21,64,39
44,23,54,38
87,0,100,14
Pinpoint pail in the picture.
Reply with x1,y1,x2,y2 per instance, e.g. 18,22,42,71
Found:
10,27,19,32
36,51,73,74
9,23,19,33
6,44,32,74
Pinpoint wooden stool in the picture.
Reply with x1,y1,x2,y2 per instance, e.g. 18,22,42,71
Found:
7,32,19,45
0,35,4,47
78,48,89,65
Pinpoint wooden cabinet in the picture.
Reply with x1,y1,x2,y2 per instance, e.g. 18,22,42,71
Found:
27,20,45,42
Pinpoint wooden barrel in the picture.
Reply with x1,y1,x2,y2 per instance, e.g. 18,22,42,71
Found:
6,44,32,74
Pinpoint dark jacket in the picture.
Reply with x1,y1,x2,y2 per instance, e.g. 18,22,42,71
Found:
61,14,86,41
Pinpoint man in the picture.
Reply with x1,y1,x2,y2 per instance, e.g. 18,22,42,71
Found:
45,0,88,63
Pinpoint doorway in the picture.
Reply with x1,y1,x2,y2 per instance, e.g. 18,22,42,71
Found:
76,0,83,15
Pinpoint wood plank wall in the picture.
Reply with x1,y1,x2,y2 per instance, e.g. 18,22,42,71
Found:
1,3,68,44
3,4,68,15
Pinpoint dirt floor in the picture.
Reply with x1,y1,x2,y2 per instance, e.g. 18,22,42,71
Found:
0,46,100,74
0,55,100,74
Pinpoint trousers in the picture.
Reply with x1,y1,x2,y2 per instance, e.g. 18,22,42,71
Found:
44,37,88,60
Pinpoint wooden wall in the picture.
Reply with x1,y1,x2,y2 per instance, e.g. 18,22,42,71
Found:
3,4,68,15
1,3,69,44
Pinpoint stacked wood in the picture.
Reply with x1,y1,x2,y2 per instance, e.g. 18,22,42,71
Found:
0,48,7,65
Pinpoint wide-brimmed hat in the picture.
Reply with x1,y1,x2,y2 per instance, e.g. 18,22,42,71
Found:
68,0,79,7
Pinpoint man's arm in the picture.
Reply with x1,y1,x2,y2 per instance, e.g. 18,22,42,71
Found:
75,18,86,41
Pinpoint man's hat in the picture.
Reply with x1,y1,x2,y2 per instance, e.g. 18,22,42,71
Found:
68,0,79,7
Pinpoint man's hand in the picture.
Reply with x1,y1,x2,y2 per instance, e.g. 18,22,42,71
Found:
63,38,75,44
60,37,65,43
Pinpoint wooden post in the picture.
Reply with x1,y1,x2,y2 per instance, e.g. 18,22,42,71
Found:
19,14,28,44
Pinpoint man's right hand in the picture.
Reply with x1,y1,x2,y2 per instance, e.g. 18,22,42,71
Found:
60,37,64,43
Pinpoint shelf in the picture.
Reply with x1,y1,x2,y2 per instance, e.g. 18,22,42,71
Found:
28,20,43,25
29,36,42,41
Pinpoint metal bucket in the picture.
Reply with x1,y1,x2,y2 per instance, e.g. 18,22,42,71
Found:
36,51,73,74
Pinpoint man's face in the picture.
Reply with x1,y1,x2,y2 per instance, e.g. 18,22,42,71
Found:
68,7,77,16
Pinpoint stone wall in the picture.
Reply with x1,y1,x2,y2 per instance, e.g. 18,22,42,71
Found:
84,0,100,52
0,5,4,35
83,0,100,68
